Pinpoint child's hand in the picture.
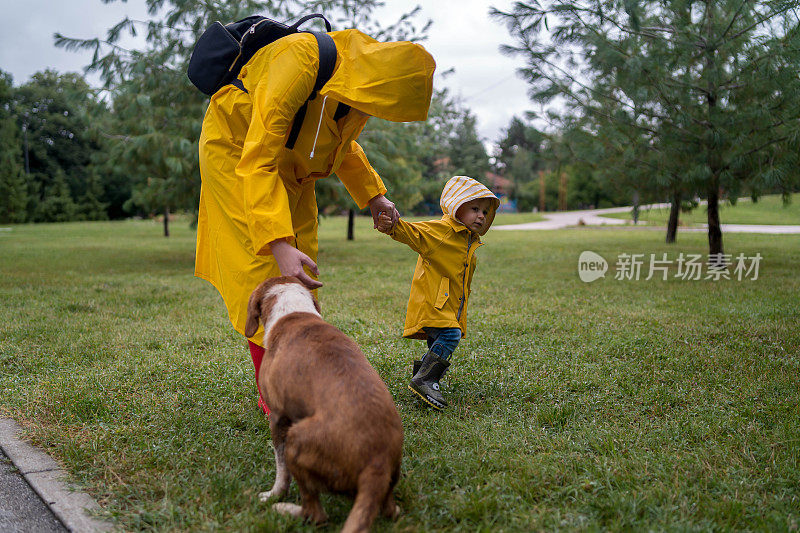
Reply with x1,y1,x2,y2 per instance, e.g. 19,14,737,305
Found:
376,212,394,234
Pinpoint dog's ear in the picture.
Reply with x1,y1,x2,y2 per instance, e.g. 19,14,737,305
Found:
244,289,262,338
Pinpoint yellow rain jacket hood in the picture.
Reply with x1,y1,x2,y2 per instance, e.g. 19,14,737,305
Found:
322,30,435,122
387,177,497,339
195,28,436,345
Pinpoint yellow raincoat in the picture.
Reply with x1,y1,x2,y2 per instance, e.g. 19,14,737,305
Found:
195,29,435,345
388,176,499,339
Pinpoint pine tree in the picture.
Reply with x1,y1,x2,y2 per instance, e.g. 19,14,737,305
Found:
36,171,78,223
494,0,800,253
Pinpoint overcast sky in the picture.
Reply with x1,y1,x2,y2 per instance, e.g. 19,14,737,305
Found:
0,0,533,149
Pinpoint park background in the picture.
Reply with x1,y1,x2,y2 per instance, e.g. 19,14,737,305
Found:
1,0,799,531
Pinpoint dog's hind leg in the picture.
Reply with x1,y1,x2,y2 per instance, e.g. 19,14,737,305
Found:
341,459,393,533
296,482,327,524
381,465,401,519
259,415,292,502
381,490,401,519
282,419,329,524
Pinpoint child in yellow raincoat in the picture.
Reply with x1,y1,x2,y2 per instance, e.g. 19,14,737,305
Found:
195,28,435,414
377,176,499,410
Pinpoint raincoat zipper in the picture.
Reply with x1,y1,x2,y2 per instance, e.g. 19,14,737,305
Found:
456,232,474,321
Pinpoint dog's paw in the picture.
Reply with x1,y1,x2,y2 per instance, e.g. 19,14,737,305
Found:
259,481,289,502
385,503,401,519
272,502,303,518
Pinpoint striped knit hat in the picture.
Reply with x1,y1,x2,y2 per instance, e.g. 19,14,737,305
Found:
440,176,500,235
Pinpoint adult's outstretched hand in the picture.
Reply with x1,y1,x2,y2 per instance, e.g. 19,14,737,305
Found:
269,239,323,289
368,194,399,230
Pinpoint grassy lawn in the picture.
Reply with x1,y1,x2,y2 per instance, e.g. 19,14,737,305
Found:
1,215,799,531
600,193,800,226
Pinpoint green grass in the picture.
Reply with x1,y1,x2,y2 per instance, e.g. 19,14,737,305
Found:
1,215,799,531
600,193,800,226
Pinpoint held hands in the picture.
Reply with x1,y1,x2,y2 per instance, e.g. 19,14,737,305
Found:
376,212,394,234
368,194,399,231
269,239,323,289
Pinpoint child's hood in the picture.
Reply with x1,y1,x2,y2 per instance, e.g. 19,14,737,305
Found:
439,176,500,235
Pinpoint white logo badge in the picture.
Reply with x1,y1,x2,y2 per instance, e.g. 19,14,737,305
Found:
578,251,608,282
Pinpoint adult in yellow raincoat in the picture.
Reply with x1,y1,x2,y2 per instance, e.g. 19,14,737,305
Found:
195,28,435,413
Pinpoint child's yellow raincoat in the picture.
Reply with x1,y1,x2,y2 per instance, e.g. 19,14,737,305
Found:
388,176,499,339
195,29,435,345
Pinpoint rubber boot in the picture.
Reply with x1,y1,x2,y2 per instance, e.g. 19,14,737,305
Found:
409,351,450,410
413,359,448,378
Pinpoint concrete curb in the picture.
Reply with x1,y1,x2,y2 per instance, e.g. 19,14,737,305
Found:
0,418,113,533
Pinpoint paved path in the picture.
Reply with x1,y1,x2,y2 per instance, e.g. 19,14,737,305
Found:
0,449,66,533
494,204,800,234
0,418,111,532
493,205,666,230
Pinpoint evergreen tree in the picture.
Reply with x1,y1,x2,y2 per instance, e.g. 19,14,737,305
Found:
0,71,29,223
36,171,78,222
78,169,109,221
494,116,546,209
446,110,490,180
494,0,800,253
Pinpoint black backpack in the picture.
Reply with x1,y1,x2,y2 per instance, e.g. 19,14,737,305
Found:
187,14,347,149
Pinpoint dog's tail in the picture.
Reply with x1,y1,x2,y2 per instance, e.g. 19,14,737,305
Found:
340,457,396,533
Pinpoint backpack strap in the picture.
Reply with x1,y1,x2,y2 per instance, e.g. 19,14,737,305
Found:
333,102,351,121
285,31,337,150
289,14,332,32
230,78,248,93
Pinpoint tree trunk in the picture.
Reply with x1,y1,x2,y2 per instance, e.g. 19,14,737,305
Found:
23,127,30,175
558,172,567,211
347,208,355,241
706,177,723,257
632,190,640,224
539,171,546,212
666,189,681,243
163,205,170,237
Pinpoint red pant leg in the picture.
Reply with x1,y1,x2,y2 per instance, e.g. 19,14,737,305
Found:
248,341,270,416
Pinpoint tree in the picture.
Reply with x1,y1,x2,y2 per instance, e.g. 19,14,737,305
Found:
446,109,491,180
400,86,494,215
0,71,29,223
493,0,800,254
12,70,106,222
494,116,546,209
56,0,430,237
36,171,79,222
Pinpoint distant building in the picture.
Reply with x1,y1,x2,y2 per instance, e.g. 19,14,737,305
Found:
486,172,516,212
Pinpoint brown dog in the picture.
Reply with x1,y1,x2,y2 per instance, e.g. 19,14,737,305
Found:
244,276,403,533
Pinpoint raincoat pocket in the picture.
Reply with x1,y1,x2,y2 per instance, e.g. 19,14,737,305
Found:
434,277,450,309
